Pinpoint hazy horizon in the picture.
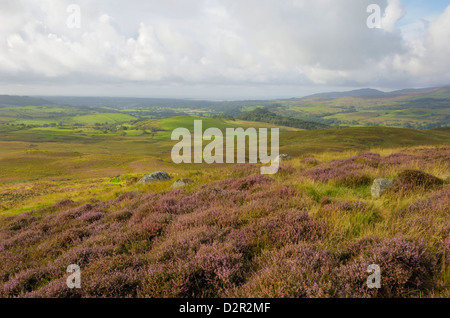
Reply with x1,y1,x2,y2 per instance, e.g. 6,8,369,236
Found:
8,85,443,102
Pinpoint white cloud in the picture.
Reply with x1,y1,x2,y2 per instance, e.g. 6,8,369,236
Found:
392,5,450,85
381,0,405,32
0,0,449,97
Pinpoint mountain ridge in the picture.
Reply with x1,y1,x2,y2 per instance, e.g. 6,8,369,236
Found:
302,86,450,99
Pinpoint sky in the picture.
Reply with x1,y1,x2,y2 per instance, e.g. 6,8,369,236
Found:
0,0,449,100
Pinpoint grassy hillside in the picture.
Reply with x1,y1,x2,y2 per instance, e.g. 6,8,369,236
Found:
271,87,450,129
280,127,450,155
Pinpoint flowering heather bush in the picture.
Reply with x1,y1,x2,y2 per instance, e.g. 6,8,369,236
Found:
7,214,37,231
1,265,58,297
53,245,116,269
379,147,450,171
335,238,439,298
348,152,381,168
403,188,450,216
224,174,274,191
81,266,142,298
303,152,384,188
77,211,105,223
244,210,329,248
276,165,295,176
24,280,83,298
140,238,247,297
180,243,245,297
235,244,336,298
413,147,450,163
380,153,417,167
301,157,319,166
305,162,372,188
392,170,444,192
335,200,367,212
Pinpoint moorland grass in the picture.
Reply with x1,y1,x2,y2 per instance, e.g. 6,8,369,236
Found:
0,144,448,298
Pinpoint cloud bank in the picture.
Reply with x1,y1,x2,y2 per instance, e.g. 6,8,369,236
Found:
0,0,449,98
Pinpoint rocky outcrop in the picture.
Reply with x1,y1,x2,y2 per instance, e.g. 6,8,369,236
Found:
139,171,172,184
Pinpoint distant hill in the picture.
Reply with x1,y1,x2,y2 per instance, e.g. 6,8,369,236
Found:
41,96,215,109
305,88,386,98
0,95,52,107
303,86,450,99
237,108,329,130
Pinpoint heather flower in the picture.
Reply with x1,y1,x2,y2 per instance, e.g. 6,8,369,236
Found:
392,170,444,192
302,157,319,166
380,153,416,167
77,211,105,223
235,244,336,298
403,188,450,216
179,243,244,297
305,162,372,188
336,237,439,298
349,153,381,168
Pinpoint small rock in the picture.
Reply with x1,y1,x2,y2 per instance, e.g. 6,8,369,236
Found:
139,171,172,184
371,178,394,198
171,178,194,189
275,154,293,162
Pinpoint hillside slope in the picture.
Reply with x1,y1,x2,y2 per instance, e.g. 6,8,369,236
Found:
0,147,448,298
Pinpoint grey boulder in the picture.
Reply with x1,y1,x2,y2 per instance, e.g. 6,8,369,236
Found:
275,154,293,162
171,178,194,189
139,171,172,184
371,178,394,198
